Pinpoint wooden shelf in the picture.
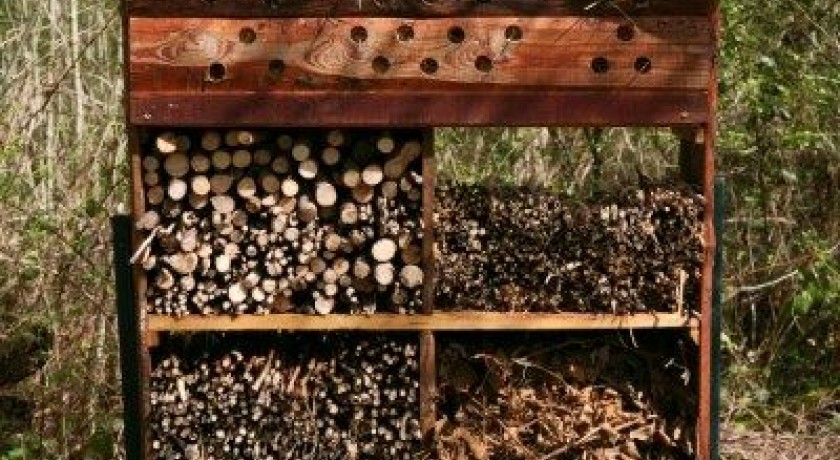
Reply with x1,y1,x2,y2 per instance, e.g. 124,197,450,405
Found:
146,312,698,332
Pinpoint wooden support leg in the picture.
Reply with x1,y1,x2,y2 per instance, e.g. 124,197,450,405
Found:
674,124,716,459
696,125,717,460
419,129,438,446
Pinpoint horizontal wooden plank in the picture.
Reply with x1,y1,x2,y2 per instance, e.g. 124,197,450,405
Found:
129,89,709,126
146,312,699,332
127,0,714,18
129,17,714,93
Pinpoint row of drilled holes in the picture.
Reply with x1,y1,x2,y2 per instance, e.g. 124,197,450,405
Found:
349,24,524,44
207,24,647,81
208,55,652,81
592,56,653,74
207,54,492,81
238,22,636,47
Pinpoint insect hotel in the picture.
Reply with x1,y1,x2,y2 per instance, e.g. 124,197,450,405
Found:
113,0,723,459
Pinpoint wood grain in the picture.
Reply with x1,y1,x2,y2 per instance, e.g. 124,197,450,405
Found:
697,6,720,458
129,89,709,126
127,0,714,18
145,312,698,331
129,17,713,91
418,331,436,443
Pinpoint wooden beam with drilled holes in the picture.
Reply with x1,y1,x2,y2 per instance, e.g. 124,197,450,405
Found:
129,17,714,92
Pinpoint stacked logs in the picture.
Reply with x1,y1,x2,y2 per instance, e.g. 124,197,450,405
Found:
435,333,697,460
150,333,421,460
436,183,704,313
135,129,424,315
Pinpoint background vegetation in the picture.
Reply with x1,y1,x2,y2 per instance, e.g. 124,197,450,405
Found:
1,0,838,458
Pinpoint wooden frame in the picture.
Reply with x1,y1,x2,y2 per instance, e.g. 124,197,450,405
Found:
120,0,720,458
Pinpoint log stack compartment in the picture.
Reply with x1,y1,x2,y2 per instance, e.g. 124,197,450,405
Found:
119,0,720,459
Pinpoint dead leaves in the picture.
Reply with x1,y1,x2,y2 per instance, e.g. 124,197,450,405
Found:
436,336,696,460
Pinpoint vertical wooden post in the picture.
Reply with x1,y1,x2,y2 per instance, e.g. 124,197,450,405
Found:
419,331,437,443
421,128,436,316
696,125,716,460
419,128,437,444
699,3,721,458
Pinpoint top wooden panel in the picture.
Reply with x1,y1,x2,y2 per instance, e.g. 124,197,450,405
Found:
127,0,714,18
127,16,714,126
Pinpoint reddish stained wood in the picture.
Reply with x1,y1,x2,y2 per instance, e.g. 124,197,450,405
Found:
697,7,720,460
697,127,715,460
129,17,714,93
129,90,709,127
127,0,714,18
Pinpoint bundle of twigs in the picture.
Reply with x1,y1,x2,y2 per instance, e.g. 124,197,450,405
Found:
149,333,421,460
436,183,704,313
135,128,424,315
435,333,697,460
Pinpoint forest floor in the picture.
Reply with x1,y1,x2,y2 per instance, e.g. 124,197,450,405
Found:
721,426,840,460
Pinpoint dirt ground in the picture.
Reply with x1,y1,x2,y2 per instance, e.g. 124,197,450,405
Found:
721,427,840,460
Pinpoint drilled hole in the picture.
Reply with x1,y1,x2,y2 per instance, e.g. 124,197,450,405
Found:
372,56,391,74
634,56,652,73
351,26,368,43
447,26,466,44
505,25,523,41
591,57,610,74
207,62,226,82
239,27,257,44
420,58,439,75
616,24,635,41
475,55,493,73
397,24,415,41
268,59,285,78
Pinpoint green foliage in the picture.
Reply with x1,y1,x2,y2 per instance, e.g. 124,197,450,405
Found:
773,239,840,393
717,0,840,431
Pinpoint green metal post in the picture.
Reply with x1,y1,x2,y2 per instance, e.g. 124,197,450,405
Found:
112,214,142,460
711,175,725,459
